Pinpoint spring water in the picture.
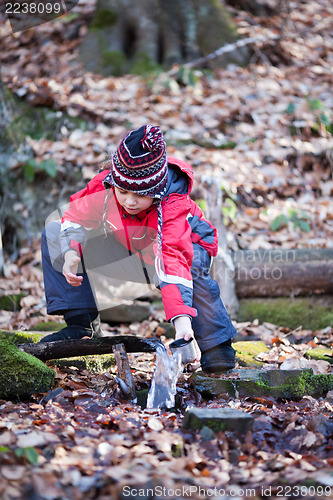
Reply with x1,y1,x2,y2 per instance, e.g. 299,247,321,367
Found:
146,344,183,409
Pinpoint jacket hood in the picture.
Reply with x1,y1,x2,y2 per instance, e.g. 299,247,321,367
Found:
165,156,194,196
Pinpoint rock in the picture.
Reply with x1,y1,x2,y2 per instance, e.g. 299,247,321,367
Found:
100,300,152,323
191,368,333,401
0,334,55,400
199,426,217,441
233,341,269,367
183,407,254,434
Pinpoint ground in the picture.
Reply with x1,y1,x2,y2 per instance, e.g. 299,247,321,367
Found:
1,318,333,499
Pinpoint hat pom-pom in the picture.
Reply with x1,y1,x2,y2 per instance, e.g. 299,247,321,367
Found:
141,125,165,152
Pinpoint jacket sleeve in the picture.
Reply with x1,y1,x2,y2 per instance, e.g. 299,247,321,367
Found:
156,195,197,322
59,172,108,257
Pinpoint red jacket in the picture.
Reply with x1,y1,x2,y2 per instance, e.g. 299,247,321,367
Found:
60,157,218,322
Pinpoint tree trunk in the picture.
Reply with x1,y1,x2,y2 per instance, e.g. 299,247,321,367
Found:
19,335,163,361
79,0,248,75
233,248,333,297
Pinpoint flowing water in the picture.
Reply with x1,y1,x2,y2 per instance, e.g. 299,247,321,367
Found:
146,344,183,409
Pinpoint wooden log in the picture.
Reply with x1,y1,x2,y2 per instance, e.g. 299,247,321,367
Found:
233,248,333,297
19,336,163,362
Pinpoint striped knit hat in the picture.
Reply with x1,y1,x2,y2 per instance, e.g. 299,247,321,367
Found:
103,125,168,199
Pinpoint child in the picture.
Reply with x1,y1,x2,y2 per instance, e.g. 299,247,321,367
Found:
40,125,236,372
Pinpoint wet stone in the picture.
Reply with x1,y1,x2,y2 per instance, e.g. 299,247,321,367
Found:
183,407,254,434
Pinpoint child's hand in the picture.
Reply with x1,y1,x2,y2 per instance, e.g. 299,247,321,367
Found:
173,316,201,361
174,316,193,341
62,250,83,287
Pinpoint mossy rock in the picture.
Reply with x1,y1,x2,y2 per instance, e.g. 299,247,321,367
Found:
306,347,333,365
1,330,44,344
51,354,116,373
0,334,55,400
238,296,333,331
233,341,269,367
192,368,333,401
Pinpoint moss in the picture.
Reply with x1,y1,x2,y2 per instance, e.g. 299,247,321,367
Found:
233,341,269,367
306,347,333,364
90,9,117,30
31,321,66,332
0,293,25,311
130,53,161,76
1,330,44,344
238,296,333,330
100,45,127,76
12,105,91,142
136,388,150,409
277,370,333,400
51,354,115,373
0,334,55,400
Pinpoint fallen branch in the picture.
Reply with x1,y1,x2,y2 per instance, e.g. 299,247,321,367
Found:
167,34,280,75
19,336,163,362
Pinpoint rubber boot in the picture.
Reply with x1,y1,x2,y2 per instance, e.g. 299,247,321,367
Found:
200,339,236,373
39,311,104,342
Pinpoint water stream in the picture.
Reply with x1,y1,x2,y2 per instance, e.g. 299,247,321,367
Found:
146,344,183,409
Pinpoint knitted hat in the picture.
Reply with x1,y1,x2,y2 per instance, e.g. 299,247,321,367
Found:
103,125,168,199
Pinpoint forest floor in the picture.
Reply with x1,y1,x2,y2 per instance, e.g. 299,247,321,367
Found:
0,0,333,498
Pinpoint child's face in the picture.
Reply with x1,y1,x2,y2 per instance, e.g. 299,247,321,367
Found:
114,187,154,215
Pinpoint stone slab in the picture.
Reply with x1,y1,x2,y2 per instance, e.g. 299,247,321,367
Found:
183,407,254,434
192,368,333,400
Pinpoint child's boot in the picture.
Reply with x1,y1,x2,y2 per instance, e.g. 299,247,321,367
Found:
39,310,104,342
200,339,235,372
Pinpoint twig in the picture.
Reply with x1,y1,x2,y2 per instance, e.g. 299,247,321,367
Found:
167,34,280,75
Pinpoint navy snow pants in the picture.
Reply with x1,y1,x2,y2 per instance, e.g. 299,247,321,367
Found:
42,221,236,352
